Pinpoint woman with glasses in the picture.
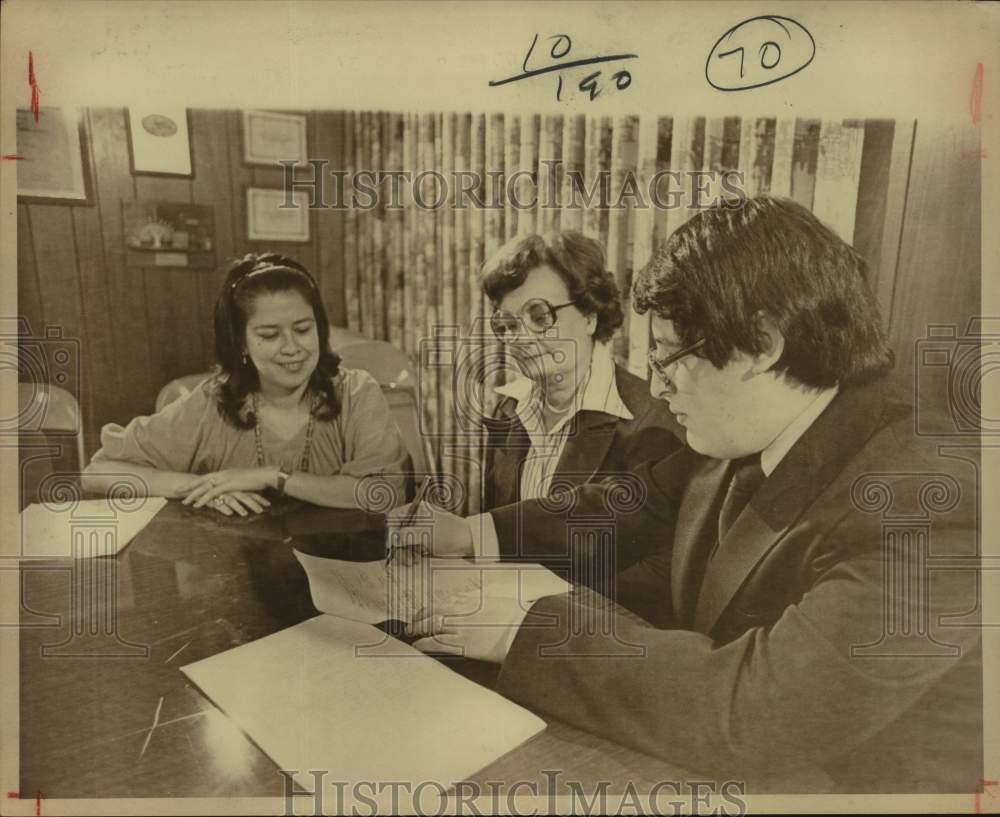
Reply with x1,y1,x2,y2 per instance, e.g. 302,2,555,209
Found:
390,230,682,566
82,253,408,516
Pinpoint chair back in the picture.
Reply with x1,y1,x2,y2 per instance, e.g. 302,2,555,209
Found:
330,328,413,388
155,373,214,413
17,383,85,508
329,329,430,476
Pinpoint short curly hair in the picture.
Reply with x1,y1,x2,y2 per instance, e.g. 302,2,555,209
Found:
480,231,624,343
632,196,894,389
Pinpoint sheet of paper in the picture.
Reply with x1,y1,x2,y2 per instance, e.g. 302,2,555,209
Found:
294,550,571,624
181,615,547,789
17,497,168,559
427,560,573,611
293,551,394,624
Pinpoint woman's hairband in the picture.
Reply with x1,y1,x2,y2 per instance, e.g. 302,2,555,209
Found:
230,262,317,290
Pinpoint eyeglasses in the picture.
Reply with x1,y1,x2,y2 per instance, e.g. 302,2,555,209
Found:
490,298,579,341
647,338,706,380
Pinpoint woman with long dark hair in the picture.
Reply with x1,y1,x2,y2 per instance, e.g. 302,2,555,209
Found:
83,253,408,514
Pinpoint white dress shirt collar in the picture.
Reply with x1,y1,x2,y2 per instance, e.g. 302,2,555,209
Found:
759,386,839,476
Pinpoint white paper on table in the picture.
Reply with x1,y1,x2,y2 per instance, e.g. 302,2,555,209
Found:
181,615,547,790
294,549,571,624
17,497,168,559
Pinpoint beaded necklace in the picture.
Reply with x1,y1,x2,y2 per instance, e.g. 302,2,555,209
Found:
251,392,315,473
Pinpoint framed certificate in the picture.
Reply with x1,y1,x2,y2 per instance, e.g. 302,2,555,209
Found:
246,187,310,242
126,107,194,176
15,107,91,204
242,110,308,167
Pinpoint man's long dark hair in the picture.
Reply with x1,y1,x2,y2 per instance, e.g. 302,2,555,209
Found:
213,253,342,428
632,196,894,389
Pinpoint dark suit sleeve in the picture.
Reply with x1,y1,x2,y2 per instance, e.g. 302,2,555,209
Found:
488,444,692,573
495,509,980,781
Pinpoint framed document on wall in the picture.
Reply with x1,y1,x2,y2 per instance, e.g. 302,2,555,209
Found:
242,110,308,167
246,187,310,242
126,107,193,176
15,107,91,204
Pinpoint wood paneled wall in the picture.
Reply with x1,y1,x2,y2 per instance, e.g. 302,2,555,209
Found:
16,111,981,461
17,109,348,456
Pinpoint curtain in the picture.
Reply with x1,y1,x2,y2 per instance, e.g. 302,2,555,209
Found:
339,113,871,513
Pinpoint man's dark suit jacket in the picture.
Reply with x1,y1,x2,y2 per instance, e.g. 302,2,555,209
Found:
482,364,682,571
493,379,982,793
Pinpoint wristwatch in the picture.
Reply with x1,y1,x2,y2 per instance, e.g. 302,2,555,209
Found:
275,469,291,495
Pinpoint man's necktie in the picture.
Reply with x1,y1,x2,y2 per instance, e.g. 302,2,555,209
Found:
717,454,766,543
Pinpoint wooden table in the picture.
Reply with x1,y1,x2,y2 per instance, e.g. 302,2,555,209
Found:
17,499,688,800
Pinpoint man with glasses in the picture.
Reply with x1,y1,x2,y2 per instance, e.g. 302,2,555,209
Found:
400,197,980,793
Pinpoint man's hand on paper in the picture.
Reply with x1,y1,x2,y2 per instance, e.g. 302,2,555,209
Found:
386,501,474,559
405,593,531,663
